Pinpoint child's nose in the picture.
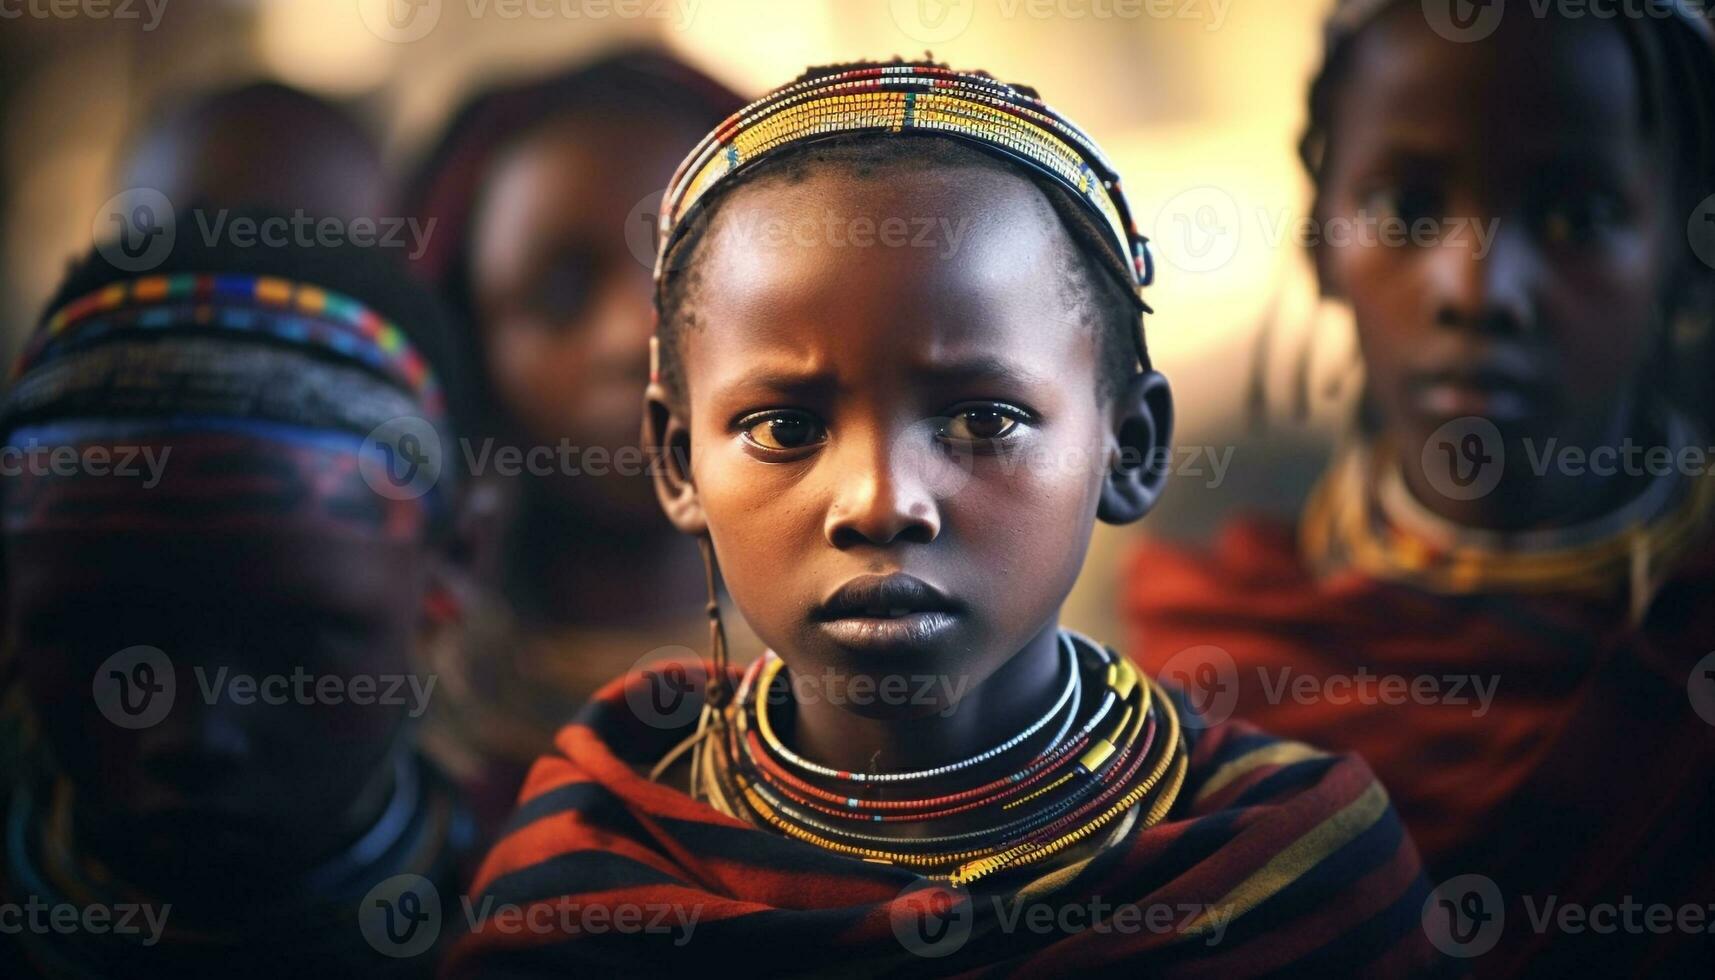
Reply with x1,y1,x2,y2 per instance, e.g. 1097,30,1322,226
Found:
823,434,942,548
1427,222,1538,335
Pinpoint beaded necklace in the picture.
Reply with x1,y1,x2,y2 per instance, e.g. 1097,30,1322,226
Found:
699,630,1188,885
749,631,1081,784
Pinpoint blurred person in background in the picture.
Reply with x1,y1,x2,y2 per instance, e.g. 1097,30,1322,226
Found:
1128,1,1715,973
118,80,386,224
402,48,749,837
0,231,476,976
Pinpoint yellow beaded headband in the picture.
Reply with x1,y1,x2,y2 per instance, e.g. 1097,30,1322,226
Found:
652,63,1155,325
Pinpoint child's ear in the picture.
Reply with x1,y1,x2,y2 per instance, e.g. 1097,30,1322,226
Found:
643,381,707,536
1098,370,1174,526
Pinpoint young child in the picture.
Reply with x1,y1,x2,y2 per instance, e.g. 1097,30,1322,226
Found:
1128,3,1715,974
0,232,474,975
403,50,750,835
447,62,1445,977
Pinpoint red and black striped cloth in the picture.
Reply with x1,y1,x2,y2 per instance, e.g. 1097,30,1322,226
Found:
444,663,1452,977
1127,518,1715,976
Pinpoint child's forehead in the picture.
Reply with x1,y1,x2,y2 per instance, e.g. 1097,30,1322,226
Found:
1353,6,1643,110
1337,12,1652,164
691,176,1076,340
703,165,1068,275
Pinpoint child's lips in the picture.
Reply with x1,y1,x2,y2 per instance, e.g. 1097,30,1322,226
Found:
813,573,963,650
1410,368,1550,424
816,611,962,650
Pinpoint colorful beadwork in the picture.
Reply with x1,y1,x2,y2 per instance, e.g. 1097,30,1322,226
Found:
15,273,445,421
698,630,1188,884
653,64,1156,332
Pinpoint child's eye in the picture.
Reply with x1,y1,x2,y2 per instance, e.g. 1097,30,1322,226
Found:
738,410,827,452
938,403,1029,446
1361,184,1443,228
1537,193,1624,246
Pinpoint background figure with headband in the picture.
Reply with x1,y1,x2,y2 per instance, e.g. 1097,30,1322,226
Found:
448,61,1446,977
0,229,476,975
1127,1,1715,973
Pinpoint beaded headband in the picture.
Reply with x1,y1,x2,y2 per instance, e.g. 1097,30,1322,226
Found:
3,274,452,537
11,273,446,425
653,64,1155,326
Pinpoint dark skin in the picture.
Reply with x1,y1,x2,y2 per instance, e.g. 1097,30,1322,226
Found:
1318,10,1682,531
645,167,1171,788
122,89,384,221
470,111,708,628
6,512,448,906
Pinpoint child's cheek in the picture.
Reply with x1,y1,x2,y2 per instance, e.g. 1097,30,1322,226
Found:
965,424,1103,537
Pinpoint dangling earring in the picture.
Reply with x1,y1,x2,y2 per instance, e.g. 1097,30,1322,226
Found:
698,534,733,712
649,534,734,792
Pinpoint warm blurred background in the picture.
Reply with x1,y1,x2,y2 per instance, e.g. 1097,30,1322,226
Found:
0,0,1357,640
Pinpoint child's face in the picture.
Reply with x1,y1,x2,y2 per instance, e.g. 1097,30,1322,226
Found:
1319,11,1675,454
666,167,1120,715
470,113,703,525
4,446,432,877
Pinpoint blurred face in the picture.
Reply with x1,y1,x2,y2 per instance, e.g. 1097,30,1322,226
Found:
675,168,1117,715
4,443,433,884
470,112,702,524
1319,12,1676,480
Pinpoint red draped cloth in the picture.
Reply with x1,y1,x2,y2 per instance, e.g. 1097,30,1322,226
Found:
444,664,1450,978
1126,518,1715,976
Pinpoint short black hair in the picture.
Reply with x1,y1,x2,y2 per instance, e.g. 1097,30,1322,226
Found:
655,131,1147,412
